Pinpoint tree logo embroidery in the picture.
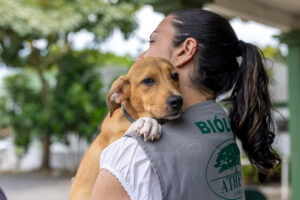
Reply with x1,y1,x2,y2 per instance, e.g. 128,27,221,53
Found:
206,139,244,200
214,143,240,173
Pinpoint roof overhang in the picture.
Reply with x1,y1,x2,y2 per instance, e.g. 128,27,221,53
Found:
141,0,300,31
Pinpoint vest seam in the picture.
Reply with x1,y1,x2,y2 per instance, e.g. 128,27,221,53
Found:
125,133,165,200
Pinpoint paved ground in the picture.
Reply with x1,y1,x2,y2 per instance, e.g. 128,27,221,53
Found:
0,171,290,200
258,184,289,200
0,171,73,200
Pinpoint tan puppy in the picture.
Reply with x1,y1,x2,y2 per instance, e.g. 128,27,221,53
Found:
69,57,183,200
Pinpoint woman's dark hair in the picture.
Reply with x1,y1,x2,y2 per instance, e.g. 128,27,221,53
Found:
171,9,280,181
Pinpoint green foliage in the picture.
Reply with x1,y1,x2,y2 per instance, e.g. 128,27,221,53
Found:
0,0,140,67
0,49,133,151
0,0,139,168
0,0,139,37
0,73,43,151
96,52,134,68
0,97,10,131
51,50,109,142
242,165,260,184
242,164,282,185
262,45,285,62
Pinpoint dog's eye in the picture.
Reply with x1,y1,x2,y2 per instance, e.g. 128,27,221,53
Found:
142,78,155,86
171,73,179,81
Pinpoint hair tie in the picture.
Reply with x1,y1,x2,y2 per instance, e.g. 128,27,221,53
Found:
237,40,246,56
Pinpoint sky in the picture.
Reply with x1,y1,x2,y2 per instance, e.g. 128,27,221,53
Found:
0,5,285,85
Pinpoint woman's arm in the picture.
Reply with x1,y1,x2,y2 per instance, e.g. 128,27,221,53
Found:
89,169,130,200
90,118,162,200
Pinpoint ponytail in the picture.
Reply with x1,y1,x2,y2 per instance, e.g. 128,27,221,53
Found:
228,42,281,181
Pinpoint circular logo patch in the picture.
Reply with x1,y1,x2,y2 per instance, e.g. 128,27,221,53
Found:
206,139,244,200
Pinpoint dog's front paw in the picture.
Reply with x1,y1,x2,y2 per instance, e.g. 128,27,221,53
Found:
125,117,161,141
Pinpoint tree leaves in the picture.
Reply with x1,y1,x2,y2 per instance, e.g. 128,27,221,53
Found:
0,0,138,38
0,0,139,166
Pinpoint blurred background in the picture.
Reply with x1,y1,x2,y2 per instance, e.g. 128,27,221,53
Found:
0,0,299,200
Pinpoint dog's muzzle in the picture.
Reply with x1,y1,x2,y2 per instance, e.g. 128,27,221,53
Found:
167,95,183,116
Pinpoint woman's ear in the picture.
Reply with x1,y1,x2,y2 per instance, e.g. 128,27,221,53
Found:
106,75,130,117
173,37,198,68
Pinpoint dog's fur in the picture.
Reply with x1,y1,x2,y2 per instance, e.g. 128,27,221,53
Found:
68,57,182,200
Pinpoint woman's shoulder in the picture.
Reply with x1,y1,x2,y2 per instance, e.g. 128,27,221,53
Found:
100,136,147,175
100,136,162,200
101,137,139,161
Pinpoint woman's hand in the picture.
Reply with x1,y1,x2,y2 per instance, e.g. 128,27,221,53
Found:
125,117,162,141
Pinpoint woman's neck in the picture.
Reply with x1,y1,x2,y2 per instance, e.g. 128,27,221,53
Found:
178,67,215,108
180,84,214,108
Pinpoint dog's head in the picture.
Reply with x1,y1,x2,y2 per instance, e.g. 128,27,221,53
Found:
106,57,183,120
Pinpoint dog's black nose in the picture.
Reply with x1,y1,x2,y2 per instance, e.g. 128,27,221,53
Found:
167,95,183,111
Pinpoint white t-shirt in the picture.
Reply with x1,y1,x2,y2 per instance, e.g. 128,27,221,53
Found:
100,137,162,200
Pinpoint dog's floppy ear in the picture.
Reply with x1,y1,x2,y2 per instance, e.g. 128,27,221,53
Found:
106,75,130,117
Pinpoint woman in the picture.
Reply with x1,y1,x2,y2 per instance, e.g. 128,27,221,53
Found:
90,9,280,200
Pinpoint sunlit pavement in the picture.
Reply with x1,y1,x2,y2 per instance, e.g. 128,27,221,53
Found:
0,171,289,200
0,171,73,200
258,183,291,200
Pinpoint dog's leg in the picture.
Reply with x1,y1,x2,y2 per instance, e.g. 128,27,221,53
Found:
125,117,161,141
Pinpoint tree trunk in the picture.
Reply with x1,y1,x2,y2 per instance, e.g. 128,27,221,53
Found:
37,65,51,170
30,44,69,170
41,134,51,169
